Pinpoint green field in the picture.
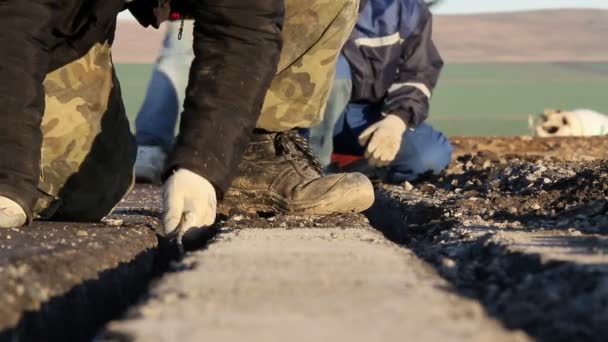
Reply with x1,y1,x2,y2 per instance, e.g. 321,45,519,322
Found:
116,62,608,136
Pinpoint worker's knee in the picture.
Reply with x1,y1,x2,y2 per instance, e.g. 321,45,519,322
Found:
388,124,453,183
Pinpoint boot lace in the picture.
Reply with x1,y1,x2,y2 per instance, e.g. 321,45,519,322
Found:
274,130,324,175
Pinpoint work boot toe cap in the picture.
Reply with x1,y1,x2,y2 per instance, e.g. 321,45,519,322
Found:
0,197,27,228
293,172,375,214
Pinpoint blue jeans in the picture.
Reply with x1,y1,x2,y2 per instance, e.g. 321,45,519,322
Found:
135,21,195,152
309,54,453,182
135,69,179,151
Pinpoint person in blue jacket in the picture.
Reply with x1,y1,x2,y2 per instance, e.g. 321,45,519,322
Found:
309,0,453,183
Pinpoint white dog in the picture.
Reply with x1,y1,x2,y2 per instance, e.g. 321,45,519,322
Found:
530,109,608,137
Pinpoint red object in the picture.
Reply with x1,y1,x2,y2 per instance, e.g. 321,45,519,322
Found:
331,153,364,168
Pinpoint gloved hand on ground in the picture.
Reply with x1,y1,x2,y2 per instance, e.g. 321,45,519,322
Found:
162,169,217,237
358,114,407,167
0,196,27,229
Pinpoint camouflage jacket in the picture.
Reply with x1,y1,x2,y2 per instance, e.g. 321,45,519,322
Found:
0,0,283,211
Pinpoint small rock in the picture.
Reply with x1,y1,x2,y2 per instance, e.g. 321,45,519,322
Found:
76,230,89,237
160,292,179,304
441,257,456,269
232,215,244,222
403,181,414,191
463,190,480,198
140,306,162,318
419,184,436,194
526,174,538,182
102,218,123,226
15,285,25,296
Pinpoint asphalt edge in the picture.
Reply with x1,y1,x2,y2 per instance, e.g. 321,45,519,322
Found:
0,223,224,342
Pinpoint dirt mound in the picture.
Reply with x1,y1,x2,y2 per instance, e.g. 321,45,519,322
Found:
440,154,608,234
368,136,608,341
451,136,608,161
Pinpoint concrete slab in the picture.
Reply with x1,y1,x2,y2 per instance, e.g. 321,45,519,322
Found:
105,223,527,342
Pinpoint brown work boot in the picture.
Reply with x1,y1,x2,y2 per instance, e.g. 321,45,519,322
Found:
221,130,375,215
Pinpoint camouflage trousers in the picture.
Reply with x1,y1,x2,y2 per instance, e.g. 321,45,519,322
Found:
257,0,359,131
35,42,136,220
34,0,358,220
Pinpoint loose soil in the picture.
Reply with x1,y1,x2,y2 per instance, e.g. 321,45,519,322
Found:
368,136,608,342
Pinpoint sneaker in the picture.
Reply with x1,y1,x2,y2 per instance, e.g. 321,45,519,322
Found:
134,146,167,184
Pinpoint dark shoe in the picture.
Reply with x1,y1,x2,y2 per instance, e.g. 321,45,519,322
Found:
222,130,374,215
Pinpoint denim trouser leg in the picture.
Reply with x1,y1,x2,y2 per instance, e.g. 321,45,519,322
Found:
134,21,194,152
388,123,453,183
134,68,180,151
333,103,453,182
308,54,353,166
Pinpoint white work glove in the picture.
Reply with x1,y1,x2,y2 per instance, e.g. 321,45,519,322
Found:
0,196,27,229
358,114,407,167
161,169,217,237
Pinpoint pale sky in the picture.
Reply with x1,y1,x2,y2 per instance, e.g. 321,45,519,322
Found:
433,0,608,14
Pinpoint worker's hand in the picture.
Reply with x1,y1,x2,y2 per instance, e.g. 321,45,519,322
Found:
161,169,217,237
0,196,27,229
358,114,407,167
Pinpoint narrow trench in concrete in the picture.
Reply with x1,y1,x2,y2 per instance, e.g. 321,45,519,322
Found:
89,225,223,341
365,189,608,342
0,223,222,342
0,251,161,341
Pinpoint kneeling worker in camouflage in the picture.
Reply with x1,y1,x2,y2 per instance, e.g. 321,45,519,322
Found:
0,0,374,235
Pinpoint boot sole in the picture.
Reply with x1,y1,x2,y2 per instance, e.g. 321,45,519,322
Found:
219,184,375,216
